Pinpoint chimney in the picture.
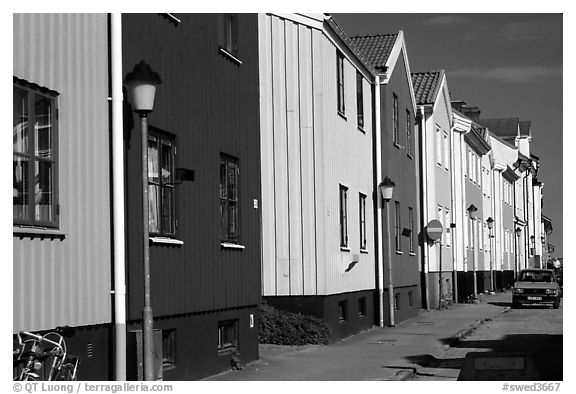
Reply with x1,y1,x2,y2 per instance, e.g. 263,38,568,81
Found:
462,106,481,122
451,100,466,112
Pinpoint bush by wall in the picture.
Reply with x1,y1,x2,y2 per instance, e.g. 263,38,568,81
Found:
258,303,330,345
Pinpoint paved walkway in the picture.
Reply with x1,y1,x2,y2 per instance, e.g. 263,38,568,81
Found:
206,291,512,381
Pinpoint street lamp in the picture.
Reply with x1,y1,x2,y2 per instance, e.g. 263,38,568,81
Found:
124,60,162,381
486,217,494,292
515,227,522,280
467,204,478,298
379,176,395,327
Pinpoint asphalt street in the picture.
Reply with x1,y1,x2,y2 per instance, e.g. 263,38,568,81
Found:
206,291,562,381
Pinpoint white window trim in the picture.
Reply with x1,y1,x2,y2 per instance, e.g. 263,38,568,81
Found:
150,236,184,245
221,242,246,250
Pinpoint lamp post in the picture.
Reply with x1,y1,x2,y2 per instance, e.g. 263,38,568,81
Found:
467,204,478,298
486,217,494,292
515,227,522,280
379,176,395,327
124,60,162,381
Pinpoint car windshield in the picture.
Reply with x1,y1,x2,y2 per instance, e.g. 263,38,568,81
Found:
519,271,553,282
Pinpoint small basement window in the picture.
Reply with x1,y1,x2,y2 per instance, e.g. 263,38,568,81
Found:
218,320,238,353
338,300,348,322
162,329,176,369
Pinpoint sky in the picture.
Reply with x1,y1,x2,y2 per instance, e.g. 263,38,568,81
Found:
333,13,563,257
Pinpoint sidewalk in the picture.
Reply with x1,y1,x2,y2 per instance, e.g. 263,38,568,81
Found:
206,291,512,381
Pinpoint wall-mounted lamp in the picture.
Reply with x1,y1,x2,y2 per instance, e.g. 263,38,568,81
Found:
467,204,478,220
379,176,396,202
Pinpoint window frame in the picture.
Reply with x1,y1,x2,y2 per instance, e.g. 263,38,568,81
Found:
356,71,364,129
220,13,239,58
13,78,59,228
339,184,349,248
406,109,412,157
395,201,401,251
147,128,177,237
161,329,177,370
393,93,399,145
220,154,240,244
338,300,348,322
436,125,442,166
217,320,238,354
408,206,415,253
359,192,367,250
337,51,346,116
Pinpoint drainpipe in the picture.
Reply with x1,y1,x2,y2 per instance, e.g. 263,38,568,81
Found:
111,13,127,381
449,125,457,302
374,75,385,327
417,107,430,309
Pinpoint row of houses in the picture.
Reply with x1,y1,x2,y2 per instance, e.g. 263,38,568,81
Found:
13,13,551,381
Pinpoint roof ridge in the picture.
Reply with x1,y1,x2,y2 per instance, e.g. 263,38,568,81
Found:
412,69,444,75
350,33,398,38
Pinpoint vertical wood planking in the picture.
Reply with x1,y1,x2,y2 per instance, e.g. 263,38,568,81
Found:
271,16,290,295
298,24,317,295
13,13,111,332
285,21,304,295
258,14,277,295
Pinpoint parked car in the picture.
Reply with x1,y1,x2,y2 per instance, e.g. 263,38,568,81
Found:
512,269,561,309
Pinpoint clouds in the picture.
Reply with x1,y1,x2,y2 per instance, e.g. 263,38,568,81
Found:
449,66,562,83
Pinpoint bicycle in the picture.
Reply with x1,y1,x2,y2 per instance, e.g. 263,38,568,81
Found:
13,326,79,381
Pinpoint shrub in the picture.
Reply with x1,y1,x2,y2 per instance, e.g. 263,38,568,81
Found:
258,303,330,345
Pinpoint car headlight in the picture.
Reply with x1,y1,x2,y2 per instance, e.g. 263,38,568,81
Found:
546,289,557,295
513,288,524,294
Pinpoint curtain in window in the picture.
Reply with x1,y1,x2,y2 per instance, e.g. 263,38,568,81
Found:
148,140,160,233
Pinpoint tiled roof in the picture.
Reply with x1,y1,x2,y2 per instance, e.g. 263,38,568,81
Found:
349,34,398,70
411,71,444,105
478,118,520,138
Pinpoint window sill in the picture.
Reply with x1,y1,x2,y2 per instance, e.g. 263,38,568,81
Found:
340,246,351,252
360,249,369,254
13,226,66,240
150,237,184,245
358,126,366,133
338,111,347,121
219,47,242,65
409,252,416,256
407,153,413,160
217,347,238,355
395,250,403,255
221,242,246,250
394,142,401,149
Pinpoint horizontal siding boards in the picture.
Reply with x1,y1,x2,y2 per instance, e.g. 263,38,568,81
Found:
122,14,261,320
13,13,112,332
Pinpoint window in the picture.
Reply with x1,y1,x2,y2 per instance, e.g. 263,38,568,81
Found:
393,93,399,144
408,291,414,308
148,130,176,236
358,297,366,317
436,126,442,165
217,320,238,353
406,110,412,156
162,329,176,369
13,79,59,227
220,155,239,243
220,14,238,57
339,185,348,247
395,201,401,251
359,193,367,250
394,293,400,311
443,132,449,170
408,207,415,253
337,51,345,115
338,300,348,322
356,71,364,128
445,208,451,247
